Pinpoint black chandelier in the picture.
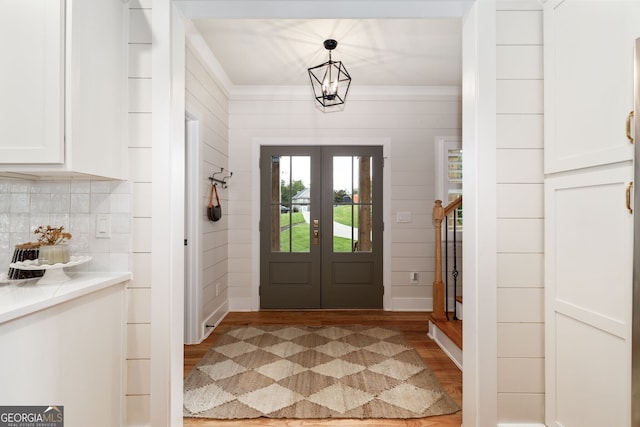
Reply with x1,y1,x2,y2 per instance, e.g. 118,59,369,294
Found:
307,39,351,110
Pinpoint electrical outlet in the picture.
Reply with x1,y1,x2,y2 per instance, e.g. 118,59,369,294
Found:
215,283,220,297
96,214,111,238
410,272,418,284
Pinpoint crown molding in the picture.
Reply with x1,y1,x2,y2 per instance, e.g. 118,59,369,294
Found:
230,85,461,101
184,19,233,97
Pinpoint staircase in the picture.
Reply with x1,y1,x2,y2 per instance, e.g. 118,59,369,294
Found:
428,197,463,370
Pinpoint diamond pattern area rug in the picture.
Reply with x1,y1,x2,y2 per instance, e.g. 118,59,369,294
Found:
183,325,460,419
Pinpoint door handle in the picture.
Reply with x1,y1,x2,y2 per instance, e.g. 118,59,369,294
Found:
312,218,319,245
626,181,633,214
626,110,634,144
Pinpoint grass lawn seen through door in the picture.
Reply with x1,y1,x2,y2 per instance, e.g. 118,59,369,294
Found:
280,206,356,252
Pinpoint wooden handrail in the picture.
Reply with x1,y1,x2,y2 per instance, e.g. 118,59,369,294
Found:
432,196,462,320
443,195,462,216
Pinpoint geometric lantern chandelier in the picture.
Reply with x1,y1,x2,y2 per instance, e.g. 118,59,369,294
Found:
307,39,351,110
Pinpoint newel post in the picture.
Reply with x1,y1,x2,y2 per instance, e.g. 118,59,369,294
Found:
432,200,446,320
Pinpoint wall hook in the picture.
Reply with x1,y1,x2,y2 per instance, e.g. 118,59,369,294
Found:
209,167,232,188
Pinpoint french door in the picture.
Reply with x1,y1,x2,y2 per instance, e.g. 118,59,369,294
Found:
259,145,383,309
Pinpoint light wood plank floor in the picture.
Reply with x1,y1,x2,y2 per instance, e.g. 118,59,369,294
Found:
184,311,462,427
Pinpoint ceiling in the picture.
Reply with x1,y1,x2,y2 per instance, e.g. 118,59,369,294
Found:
191,18,462,87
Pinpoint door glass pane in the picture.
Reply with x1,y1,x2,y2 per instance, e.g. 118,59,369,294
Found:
333,156,373,252
271,155,310,252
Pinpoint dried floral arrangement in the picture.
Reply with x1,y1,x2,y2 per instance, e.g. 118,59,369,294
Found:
34,225,72,246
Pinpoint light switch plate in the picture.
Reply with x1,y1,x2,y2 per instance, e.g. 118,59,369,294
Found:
96,214,111,238
396,211,412,223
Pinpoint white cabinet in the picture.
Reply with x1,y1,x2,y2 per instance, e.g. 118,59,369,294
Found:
0,0,126,180
544,1,637,426
544,0,639,173
0,0,64,164
0,276,127,426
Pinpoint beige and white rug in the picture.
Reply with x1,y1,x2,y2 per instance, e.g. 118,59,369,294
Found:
183,325,460,419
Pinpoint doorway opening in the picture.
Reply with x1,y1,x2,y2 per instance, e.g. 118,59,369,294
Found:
184,114,202,345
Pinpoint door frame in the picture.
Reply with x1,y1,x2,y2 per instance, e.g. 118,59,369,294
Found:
252,137,392,310
184,111,203,344
152,1,497,426
258,145,385,309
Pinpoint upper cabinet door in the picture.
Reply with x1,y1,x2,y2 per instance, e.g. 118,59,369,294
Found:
0,0,64,163
544,0,640,173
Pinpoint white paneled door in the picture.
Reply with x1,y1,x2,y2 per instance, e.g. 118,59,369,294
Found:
544,2,639,426
545,167,633,427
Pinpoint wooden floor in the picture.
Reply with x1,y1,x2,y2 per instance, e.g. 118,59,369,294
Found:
184,311,462,427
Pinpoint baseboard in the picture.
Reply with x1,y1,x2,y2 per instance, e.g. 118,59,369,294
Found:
428,320,462,370
200,301,229,341
392,297,431,311
497,424,546,427
228,297,253,311
391,297,460,312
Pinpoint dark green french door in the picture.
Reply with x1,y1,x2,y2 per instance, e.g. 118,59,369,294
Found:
259,145,383,309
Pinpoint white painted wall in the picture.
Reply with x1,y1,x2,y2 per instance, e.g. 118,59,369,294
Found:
137,2,545,425
126,1,153,425
226,90,462,310
0,2,550,425
185,42,230,338
495,2,545,425
0,2,152,425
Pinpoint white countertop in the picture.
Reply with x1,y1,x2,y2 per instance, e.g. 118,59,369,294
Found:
0,272,131,324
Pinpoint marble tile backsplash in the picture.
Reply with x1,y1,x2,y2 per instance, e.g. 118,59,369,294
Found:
0,178,131,274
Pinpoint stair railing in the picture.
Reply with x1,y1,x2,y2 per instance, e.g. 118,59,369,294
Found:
432,196,462,320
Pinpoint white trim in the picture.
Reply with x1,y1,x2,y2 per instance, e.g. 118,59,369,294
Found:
392,297,459,312
248,137,392,311
200,301,229,341
428,320,463,370
496,0,543,10
157,2,489,426
229,297,253,312
175,0,474,19
230,85,461,100
434,135,463,243
184,19,233,95
435,135,462,204
497,424,546,427
150,2,186,426
184,113,203,345
393,297,433,311
462,1,498,427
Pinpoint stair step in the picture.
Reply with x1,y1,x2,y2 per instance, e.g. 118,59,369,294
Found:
429,314,462,349
428,315,463,370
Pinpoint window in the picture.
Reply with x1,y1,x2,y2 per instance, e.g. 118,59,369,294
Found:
435,137,462,233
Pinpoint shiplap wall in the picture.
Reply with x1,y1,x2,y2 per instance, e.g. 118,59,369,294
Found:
227,92,461,310
495,2,545,424
185,44,230,336
128,4,544,424
127,1,152,425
